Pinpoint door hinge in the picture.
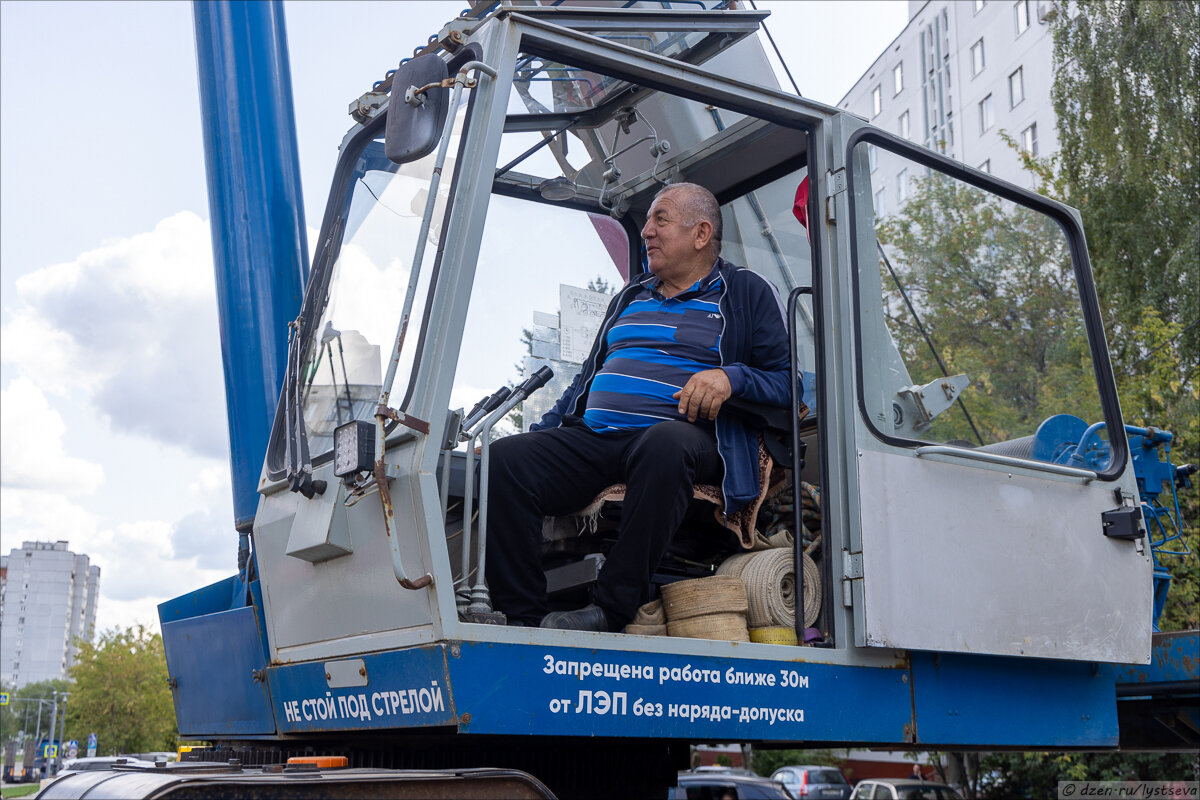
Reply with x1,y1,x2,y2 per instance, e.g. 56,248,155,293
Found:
826,168,847,196
825,168,846,225
841,549,863,608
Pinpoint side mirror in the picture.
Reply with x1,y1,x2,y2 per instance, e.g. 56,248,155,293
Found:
385,54,449,164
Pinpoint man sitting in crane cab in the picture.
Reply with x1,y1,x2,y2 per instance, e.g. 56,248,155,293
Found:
487,182,792,632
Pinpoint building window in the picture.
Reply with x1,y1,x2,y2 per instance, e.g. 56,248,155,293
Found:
897,169,909,202
898,110,911,139
1021,122,1038,155
971,39,986,75
1009,66,1025,107
894,63,904,95
979,94,994,132
874,188,886,216
872,85,882,117
1014,0,1030,34
868,144,878,173
975,0,986,12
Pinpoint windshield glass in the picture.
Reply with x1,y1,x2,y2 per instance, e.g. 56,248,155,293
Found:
296,95,470,459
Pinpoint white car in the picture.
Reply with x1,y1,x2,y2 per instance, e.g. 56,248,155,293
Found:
850,779,964,800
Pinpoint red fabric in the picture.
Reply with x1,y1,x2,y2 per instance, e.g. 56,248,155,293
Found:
792,175,811,243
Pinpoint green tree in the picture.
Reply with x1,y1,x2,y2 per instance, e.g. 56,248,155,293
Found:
978,751,1199,798
1048,0,1199,631
877,172,1098,448
1052,0,1199,373
1,678,70,742
65,625,176,755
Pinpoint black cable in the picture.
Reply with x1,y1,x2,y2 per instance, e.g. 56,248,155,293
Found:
1128,317,1198,369
877,240,985,446
748,0,802,97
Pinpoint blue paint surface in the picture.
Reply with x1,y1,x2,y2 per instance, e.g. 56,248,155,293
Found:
268,647,457,733
447,642,912,742
158,575,242,622
164,636,1149,747
1109,630,1198,687
162,605,277,736
911,651,1119,746
193,0,308,530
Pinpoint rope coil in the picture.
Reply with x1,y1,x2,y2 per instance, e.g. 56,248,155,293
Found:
659,576,749,641
717,548,821,629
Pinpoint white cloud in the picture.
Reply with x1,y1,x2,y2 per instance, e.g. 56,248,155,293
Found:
0,488,100,556
170,508,236,570
189,463,231,497
88,520,228,609
93,597,171,637
0,377,104,492
1,211,230,459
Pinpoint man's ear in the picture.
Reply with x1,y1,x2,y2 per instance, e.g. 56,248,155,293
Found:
693,220,714,251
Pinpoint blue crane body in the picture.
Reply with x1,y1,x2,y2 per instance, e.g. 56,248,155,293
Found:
149,1,1197,796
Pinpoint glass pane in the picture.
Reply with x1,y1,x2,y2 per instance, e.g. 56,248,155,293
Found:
451,193,630,441
299,94,470,457
852,140,1107,466
507,11,735,121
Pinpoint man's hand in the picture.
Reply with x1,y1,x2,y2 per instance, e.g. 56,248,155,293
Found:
674,369,732,422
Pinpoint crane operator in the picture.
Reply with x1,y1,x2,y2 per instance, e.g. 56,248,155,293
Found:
487,182,791,631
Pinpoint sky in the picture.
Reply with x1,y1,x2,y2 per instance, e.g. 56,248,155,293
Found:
0,0,910,636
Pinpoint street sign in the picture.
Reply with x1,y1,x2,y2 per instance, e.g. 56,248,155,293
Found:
87,732,97,758
44,744,58,759
0,691,9,705
67,740,79,759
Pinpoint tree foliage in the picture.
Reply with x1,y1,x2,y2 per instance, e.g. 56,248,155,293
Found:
65,625,176,755
1052,0,1199,372
1,678,70,741
877,173,1099,448
978,751,1199,798
1049,0,1200,631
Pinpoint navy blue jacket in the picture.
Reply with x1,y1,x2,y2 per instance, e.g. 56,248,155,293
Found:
533,258,791,515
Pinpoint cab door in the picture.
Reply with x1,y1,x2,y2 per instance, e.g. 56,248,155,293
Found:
832,119,1151,663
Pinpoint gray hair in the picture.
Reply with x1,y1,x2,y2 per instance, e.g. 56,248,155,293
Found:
653,182,722,253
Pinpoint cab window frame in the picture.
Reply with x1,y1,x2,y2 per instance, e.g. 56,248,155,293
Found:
843,125,1127,480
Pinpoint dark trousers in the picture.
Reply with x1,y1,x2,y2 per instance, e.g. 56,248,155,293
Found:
486,419,722,626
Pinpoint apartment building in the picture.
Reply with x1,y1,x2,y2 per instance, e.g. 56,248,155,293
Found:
840,0,1058,215
0,540,100,688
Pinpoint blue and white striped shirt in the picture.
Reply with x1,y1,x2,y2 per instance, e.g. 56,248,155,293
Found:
582,266,724,432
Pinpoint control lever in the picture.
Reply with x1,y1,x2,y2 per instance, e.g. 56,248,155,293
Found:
445,386,513,550
517,366,554,398
459,366,555,623
461,386,513,439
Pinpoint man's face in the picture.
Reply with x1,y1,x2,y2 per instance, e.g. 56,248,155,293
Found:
640,191,701,277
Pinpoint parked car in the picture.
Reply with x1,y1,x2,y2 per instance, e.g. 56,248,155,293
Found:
677,768,797,799
770,765,852,798
850,779,964,799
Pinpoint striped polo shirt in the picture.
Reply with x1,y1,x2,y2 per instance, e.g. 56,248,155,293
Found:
582,266,724,432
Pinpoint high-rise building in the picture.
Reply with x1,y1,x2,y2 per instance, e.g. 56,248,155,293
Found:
0,540,100,689
839,0,1057,205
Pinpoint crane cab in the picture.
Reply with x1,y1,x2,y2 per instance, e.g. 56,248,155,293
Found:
161,4,1176,789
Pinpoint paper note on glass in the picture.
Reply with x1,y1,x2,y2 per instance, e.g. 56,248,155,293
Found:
559,285,610,364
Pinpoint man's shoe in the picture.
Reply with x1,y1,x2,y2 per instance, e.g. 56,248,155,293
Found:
540,603,615,632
